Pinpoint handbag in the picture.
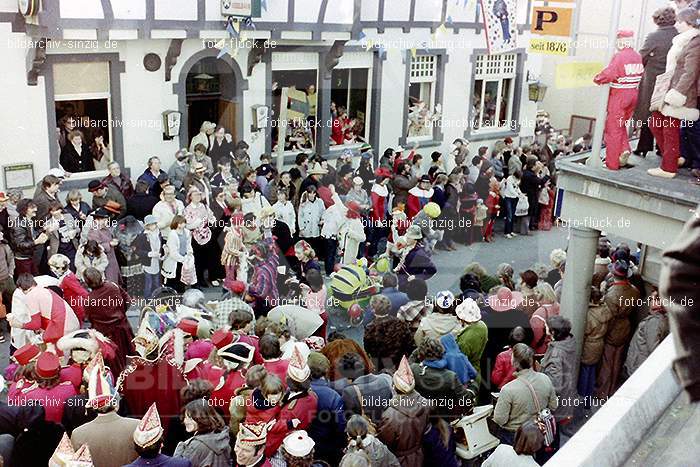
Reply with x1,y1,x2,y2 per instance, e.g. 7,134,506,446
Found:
515,195,530,217
649,71,673,113
521,377,557,446
538,188,550,205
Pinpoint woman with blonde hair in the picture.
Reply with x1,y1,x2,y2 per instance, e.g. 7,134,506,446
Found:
496,262,516,290
530,282,560,354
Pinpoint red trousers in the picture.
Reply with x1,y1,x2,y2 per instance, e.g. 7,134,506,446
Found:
604,89,638,169
649,111,681,173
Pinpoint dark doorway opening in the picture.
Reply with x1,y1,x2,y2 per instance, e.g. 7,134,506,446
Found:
185,57,238,143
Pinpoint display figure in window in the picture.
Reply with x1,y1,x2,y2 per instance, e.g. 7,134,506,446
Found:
493,0,512,43
593,30,643,170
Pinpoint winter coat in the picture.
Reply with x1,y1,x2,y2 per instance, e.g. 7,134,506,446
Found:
127,192,159,222
298,198,325,238
422,422,460,467
380,287,409,316
623,312,669,377
541,335,578,421
493,368,558,432
397,244,437,287
162,229,193,279
659,205,700,401
530,302,560,354
309,378,346,465
377,391,429,467
342,373,394,426
414,312,462,347
456,320,488,379
519,169,543,217
71,411,140,467
658,29,700,121
491,348,515,389
60,142,95,173
74,244,109,282
342,436,400,467
391,174,417,207
440,333,477,384
603,281,640,346
633,25,679,123
580,302,614,365
173,429,231,467
153,199,185,236
411,362,473,419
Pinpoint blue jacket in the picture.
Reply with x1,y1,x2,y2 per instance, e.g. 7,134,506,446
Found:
381,287,410,315
125,454,192,467
309,378,347,464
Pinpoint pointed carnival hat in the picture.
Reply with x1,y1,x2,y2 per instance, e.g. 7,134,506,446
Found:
50,433,76,466
237,422,269,447
81,351,105,383
133,403,164,448
392,355,415,394
86,357,117,410
68,444,93,467
133,319,160,359
287,346,311,383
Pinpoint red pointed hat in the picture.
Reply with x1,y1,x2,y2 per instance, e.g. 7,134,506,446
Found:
12,343,41,366
133,403,164,448
392,355,415,393
86,357,116,409
36,352,60,379
287,346,310,383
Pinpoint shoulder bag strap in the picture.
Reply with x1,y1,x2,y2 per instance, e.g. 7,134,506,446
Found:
520,376,542,412
352,384,366,418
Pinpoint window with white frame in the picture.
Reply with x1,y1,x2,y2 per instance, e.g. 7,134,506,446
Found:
330,68,370,147
54,61,113,173
472,53,517,131
407,55,441,141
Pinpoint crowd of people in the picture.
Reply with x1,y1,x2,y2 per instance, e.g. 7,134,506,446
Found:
0,110,670,467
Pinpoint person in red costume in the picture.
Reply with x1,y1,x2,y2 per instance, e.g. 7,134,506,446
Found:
265,347,318,457
48,254,89,323
406,175,435,220
10,273,80,348
593,30,644,170
9,351,77,423
118,320,187,431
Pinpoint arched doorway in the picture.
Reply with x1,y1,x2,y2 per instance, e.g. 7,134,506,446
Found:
185,56,238,142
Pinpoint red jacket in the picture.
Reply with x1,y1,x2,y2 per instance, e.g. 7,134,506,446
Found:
59,272,89,323
245,389,282,425
370,189,388,222
491,348,516,389
212,370,246,417
485,191,501,216
9,380,77,423
262,359,289,387
406,187,434,220
593,47,643,90
265,391,318,456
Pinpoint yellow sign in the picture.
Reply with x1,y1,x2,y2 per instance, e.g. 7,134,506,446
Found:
528,38,570,56
531,7,574,37
555,62,605,89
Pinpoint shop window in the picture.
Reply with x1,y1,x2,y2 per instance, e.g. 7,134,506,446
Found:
407,55,442,142
472,53,517,132
271,69,318,153
330,68,369,147
54,61,113,173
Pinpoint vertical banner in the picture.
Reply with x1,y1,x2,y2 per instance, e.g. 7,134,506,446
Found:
479,0,518,54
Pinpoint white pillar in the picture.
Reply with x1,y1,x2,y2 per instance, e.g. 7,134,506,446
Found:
560,226,600,379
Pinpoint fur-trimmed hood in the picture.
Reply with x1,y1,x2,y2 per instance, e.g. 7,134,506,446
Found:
662,29,700,121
